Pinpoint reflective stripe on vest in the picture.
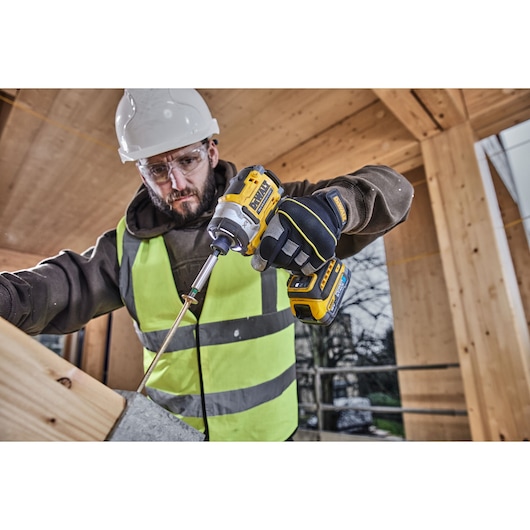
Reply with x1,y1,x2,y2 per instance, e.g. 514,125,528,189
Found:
148,363,296,417
116,217,298,441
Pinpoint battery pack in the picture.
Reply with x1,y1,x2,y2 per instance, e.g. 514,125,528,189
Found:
287,258,351,325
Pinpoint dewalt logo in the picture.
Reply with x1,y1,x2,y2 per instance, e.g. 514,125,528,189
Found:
250,182,272,214
333,195,347,224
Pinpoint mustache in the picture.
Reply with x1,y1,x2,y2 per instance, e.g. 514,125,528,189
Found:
165,188,198,206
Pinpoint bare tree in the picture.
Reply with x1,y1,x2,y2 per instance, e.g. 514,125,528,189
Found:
295,239,400,432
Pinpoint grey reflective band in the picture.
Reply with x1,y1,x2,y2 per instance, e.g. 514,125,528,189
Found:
146,363,296,417
119,230,142,322
260,267,278,314
141,325,196,352
137,307,294,351
198,307,294,346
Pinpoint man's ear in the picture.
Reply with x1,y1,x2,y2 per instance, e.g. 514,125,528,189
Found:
208,139,219,168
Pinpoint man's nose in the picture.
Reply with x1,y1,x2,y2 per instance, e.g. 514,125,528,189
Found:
168,166,187,190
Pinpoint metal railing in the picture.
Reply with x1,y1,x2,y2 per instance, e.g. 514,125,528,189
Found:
296,362,467,435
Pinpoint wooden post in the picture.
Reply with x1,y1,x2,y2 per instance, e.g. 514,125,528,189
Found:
0,317,125,441
106,307,144,391
421,121,530,440
384,166,471,441
80,314,110,382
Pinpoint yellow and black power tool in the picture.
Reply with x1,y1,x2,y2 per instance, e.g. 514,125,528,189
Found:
208,165,351,326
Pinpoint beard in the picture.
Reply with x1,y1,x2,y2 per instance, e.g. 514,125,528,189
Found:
146,164,217,226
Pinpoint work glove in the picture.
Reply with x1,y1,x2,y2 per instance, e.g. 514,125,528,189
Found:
251,188,348,276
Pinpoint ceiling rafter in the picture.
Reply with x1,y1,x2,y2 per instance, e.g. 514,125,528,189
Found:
372,89,441,140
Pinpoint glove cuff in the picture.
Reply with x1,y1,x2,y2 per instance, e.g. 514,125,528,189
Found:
315,189,348,234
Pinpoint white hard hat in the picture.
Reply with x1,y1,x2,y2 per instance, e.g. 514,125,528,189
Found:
115,88,220,163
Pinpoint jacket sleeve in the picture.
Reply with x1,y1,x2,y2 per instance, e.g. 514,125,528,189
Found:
0,229,124,336
283,165,414,258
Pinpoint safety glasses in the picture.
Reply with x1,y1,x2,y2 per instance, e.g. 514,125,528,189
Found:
137,142,208,185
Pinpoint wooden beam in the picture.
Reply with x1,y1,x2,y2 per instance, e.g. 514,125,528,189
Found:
0,316,124,441
0,89,18,98
414,89,468,129
202,89,378,171
384,166,471,440
0,91,16,139
372,89,440,141
463,89,530,139
266,100,421,183
422,121,530,441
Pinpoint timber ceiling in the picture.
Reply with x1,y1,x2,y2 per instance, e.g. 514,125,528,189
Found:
1,88,529,262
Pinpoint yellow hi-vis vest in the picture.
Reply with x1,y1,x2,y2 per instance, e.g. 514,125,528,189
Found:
116,218,298,441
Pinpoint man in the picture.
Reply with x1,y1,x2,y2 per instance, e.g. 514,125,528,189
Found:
0,89,414,441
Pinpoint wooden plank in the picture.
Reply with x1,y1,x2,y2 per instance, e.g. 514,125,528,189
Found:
0,89,137,257
463,89,530,139
372,89,440,140
0,316,125,441
266,100,421,183
384,166,471,441
0,89,60,216
0,91,16,139
106,307,144,391
392,149,423,176
0,89,19,98
202,89,378,171
422,121,530,441
414,89,468,129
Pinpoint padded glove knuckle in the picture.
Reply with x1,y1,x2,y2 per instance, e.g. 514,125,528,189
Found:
254,188,347,273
